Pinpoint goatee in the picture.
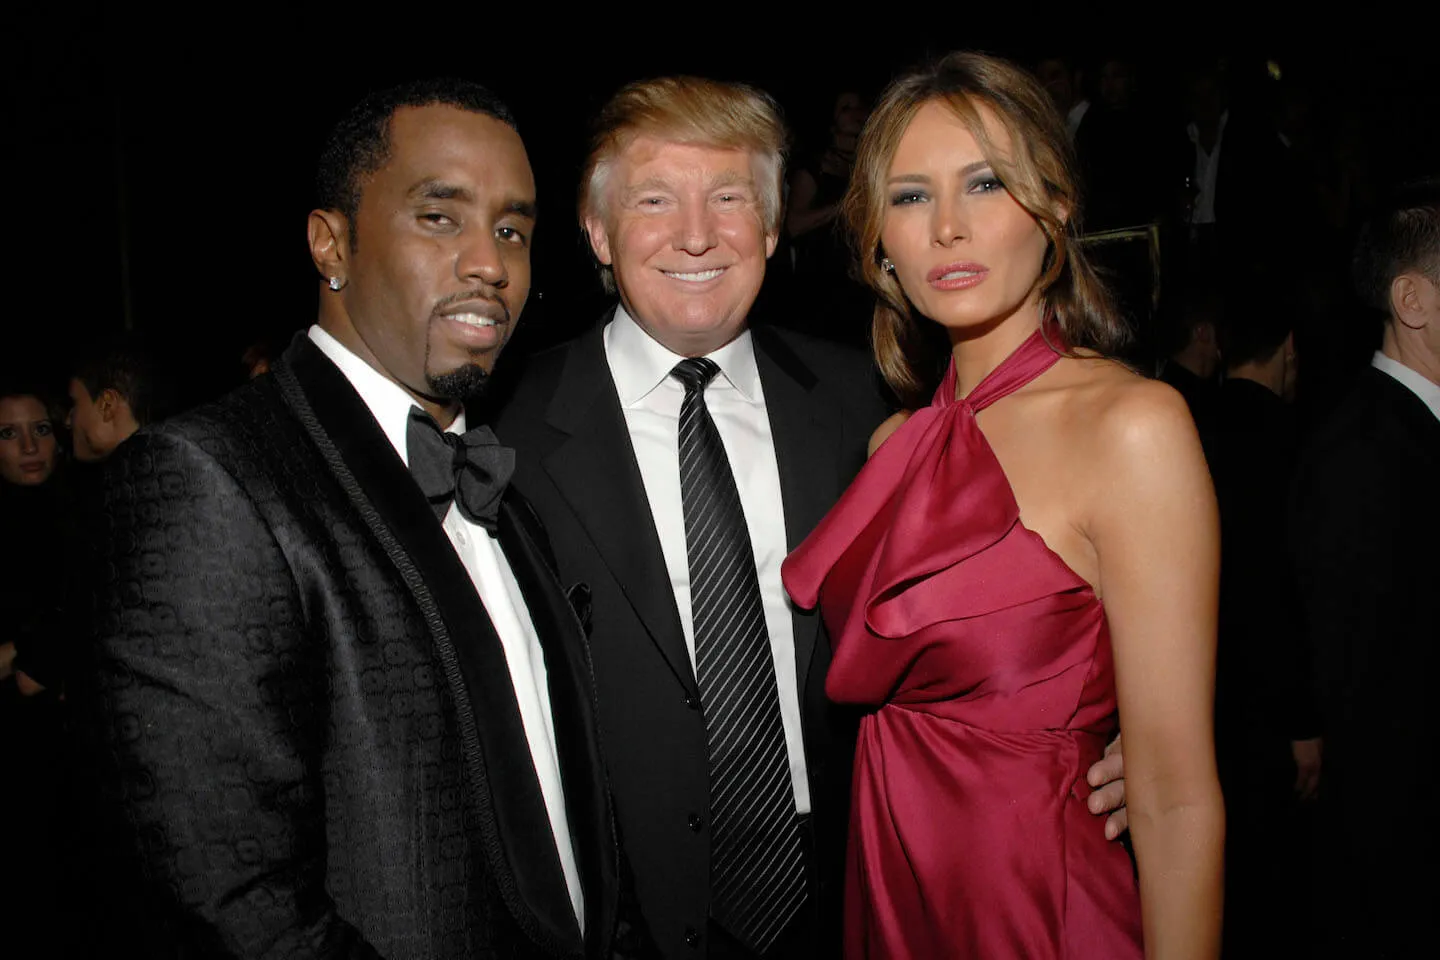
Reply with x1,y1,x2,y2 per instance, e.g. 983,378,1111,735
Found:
427,362,491,401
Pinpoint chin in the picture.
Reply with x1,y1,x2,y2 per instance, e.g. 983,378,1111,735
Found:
426,362,492,401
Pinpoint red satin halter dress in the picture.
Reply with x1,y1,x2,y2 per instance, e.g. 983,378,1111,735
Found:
783,329,1142,958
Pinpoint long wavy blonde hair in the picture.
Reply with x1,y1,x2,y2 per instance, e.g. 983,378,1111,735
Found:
846,52,1127,407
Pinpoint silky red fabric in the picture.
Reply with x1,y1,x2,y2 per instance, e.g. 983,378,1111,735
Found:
783,329,1142,959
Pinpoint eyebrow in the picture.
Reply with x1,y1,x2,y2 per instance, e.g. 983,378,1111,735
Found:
411,178,472,202
887,160,991,185
409,178,537,219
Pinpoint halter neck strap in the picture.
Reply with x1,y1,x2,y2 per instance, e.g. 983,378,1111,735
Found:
935,325,1064,413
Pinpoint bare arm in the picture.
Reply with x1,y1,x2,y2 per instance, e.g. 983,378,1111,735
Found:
785,169,840,239
1089,383,1224,959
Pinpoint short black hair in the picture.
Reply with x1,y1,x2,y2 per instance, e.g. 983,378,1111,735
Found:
315,78,519,238
1219,289,1295,369
72,335,160,426
1352,177,1440,316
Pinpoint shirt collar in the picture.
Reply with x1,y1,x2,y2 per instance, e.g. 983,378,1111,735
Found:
307,325,466,467
1372,350,1440,423
604,304,761,406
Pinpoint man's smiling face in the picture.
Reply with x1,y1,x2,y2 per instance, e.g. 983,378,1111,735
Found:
585,137,777,357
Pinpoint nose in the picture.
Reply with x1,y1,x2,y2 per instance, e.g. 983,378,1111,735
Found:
19,427,38,455
675,200,718,255
930,193,967,247
457,229,508,288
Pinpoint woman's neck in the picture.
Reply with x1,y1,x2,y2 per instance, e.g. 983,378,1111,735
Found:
948,302,1046,399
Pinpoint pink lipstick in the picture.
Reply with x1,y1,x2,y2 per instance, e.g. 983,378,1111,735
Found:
926,261,989,291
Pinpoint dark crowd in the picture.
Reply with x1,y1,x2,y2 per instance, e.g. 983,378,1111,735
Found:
3,39,1437,960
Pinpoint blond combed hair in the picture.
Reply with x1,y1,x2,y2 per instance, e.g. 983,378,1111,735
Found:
845,51,1128,408
580,76,789,292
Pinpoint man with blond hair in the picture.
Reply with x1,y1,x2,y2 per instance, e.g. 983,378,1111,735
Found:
495,76,1128,959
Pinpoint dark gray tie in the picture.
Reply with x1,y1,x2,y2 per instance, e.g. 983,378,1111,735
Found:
672,357,807,954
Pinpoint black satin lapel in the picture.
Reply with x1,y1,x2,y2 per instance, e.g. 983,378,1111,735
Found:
754,330,841,691
543,327,698,697
498,495,617,954
275,337,581,952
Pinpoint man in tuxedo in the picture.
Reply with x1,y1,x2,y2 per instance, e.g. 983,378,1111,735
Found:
82,80,626,959
494,76,1129,960
1290,180,1440,957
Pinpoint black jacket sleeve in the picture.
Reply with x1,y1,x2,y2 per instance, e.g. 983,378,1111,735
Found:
81,428,381,959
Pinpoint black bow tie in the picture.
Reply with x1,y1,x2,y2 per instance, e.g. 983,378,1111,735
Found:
405,407,515,533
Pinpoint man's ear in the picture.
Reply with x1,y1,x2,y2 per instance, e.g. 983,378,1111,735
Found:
765,229,779,260
97,387,120,423
1393,273,1440,331
308,209,350,282
100,388,133,424
584,216,614,266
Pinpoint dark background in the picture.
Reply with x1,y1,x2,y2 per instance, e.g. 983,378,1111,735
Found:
8,10,1437,410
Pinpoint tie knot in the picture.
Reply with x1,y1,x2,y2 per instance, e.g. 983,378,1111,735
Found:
671,357,721,394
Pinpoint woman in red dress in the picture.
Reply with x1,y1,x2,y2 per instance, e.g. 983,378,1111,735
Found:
782,53,1224,959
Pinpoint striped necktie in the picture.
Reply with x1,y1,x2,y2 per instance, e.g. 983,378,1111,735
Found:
672,357,808,954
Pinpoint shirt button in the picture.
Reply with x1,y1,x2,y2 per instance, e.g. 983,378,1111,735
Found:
684,926,701,948
454,528,467,546
688,813,704,832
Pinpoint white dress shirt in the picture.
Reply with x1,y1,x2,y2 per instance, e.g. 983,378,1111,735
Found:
308,326,584,929
603,307,812,816
1373,350,1440,423
1066,99,1091,140
1187,109,1229,225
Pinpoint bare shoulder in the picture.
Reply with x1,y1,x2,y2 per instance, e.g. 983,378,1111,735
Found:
1057,358,1198,456
868,410,912,457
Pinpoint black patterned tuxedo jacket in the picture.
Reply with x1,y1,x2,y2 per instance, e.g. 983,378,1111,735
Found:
493,315,888,958
82,334,620,960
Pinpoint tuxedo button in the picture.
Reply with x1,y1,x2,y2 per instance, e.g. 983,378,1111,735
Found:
684,926,700,948
684,695,698,710
688,813,703,832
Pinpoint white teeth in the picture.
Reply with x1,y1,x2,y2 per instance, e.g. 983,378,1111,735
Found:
663,268,724,282
450,313,497,327
941,270,979,281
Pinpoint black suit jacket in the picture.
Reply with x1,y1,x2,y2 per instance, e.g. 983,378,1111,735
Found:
81,335,620,959
1289,366,1440,956
492,315,887,958
1208,380,1317,757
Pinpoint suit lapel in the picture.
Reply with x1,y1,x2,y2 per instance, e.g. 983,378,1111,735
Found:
498,493,618,954
753,327,843,693
273,335,585,955
540,320,697,696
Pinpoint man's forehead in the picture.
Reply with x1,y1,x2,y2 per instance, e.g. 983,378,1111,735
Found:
616,137,758,180
383,106,533,178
